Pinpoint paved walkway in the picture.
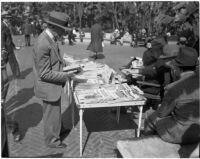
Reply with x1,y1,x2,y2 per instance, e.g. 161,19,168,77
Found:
5,36,146,157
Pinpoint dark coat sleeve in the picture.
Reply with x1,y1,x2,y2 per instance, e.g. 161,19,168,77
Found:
37,43,70,84
139,65,157,78
156,83,177,117
1,24,15,52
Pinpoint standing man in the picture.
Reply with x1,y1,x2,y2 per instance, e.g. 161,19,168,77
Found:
87,18,103,60
2,11,21,80
23,19,32,46
1,10,22,146
33,11,83,148
1,11,10,157
68,27,74,45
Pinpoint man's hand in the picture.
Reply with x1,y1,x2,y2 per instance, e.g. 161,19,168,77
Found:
76,67,83,73
62,59,67,67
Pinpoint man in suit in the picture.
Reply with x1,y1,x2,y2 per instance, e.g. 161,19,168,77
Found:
33,11,83,148
1,10,22,147
68,27,74,45
87,18,103,59
2,11,21,79
23,19,32,46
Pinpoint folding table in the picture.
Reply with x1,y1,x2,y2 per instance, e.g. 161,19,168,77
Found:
73,92,146,156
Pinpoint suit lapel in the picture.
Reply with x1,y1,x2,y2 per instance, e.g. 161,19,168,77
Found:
44,32,63,63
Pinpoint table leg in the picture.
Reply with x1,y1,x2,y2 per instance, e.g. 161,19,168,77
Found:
71,80,75,128
72,101,75,128
116,107,121,124
137,106,143,137
79,109,84,157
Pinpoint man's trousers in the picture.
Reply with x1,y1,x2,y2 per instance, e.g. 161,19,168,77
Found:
25,34,31,46
42,98,62,147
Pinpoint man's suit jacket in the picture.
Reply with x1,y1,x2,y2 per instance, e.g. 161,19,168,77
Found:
24,23,32,35
1,21,20,78
33,30,68,102
1,21,15,55
156,71,199,144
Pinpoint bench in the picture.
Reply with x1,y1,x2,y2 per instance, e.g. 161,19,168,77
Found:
117,135,199,158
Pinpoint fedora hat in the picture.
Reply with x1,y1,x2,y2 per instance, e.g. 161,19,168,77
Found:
151,37,167,48
1,10,11,18
172,46,198,67
45,11,70,30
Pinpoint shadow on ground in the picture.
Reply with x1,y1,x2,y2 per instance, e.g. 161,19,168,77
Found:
61,98,137,133
84,108,137,132
6,87,34,112
14,103,43,140
8,68,32,80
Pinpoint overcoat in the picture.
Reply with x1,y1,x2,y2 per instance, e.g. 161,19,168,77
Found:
146,71,200,144
24,23,32,35
87,23,103,53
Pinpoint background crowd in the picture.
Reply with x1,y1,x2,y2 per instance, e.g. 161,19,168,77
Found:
1,2,199,49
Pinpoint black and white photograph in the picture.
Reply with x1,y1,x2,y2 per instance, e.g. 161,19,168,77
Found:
1,1,199,158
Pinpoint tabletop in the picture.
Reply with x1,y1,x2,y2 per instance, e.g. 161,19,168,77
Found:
74,92,146,109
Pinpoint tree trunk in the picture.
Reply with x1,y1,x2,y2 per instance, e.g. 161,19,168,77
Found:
79,17,82,29
73,4,76,25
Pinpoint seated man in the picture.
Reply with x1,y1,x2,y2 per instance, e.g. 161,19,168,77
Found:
144,49,199,144
113,29,124,45
121,38,168,93
121,37,167,69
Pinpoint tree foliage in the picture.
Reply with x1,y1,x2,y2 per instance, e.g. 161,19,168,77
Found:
1,1,199,37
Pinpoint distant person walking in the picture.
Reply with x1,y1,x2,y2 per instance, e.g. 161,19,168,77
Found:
87,18,103,60
36,21,43,36
68,27,74,45
23,19,32,46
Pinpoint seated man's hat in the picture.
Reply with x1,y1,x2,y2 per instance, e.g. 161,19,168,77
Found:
159,44,179,59
172,47,198,67
151,37,167,48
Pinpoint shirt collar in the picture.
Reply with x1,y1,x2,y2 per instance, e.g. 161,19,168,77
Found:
45,28,56,41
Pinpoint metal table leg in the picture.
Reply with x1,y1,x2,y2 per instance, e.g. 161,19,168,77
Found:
116,107,121,124
79,109,84,157
137,106,143,137
71,81,75,128
72,101,75,128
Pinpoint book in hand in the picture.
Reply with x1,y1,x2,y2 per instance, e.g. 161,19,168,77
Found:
63,65,82,72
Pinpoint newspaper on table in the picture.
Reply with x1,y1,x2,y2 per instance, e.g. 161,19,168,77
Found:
75,83,145,104
63,54,127,85
63,54,145,105
71,60,117,85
